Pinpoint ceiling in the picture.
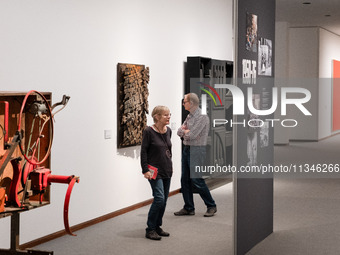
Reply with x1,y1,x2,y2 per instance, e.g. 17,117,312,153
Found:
276,0,340,35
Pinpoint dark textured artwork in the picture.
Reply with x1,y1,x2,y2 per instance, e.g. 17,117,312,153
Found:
117,63,149,148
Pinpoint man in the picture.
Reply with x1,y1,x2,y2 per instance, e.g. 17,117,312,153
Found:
174,93,217,217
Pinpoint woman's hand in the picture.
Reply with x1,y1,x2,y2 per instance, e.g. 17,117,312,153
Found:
144,171,152,180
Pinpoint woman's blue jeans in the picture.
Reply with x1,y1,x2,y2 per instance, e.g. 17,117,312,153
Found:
146,178,171,232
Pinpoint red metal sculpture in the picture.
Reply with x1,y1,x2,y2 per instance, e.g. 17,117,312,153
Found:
0,90,80,240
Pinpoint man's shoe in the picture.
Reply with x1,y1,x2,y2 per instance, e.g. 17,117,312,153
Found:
204,207,217,217
156,227,170,237
145,230,162,240
174,208,195,216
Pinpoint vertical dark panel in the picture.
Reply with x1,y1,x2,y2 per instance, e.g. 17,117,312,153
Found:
235,0,275,254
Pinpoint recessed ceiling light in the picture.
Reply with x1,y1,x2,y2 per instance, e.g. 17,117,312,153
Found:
303,2,311,4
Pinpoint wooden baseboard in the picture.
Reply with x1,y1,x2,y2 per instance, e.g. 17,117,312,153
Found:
20,188,181,250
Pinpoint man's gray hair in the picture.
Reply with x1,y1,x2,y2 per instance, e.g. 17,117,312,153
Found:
186,93,199,106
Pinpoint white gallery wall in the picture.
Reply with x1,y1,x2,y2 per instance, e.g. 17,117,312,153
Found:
274,25,340,143
0,0,233,246
274,21,290,144
319,28,340,138
288,27,319,141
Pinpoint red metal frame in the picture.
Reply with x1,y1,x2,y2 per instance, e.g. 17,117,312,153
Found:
8,159,23,207
30,169,80,235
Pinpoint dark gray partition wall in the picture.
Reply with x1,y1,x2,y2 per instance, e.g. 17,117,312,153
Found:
234,0,275,254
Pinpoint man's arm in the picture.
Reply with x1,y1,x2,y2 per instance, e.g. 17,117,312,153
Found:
177,118,188,138
183,115,209,141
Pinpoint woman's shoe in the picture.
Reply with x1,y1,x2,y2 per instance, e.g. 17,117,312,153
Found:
145,230,162,240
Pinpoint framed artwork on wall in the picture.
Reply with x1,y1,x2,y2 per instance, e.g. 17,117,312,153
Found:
117,63,150,148
246,12,258,52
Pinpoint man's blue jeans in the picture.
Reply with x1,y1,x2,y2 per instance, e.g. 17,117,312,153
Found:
146,178,171,231
181,146,216,211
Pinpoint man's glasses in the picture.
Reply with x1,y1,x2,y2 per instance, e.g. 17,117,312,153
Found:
182,99,190,105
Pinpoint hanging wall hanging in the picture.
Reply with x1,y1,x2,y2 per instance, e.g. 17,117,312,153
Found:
117,63,149,148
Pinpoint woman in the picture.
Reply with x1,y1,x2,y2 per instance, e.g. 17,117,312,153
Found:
140,105,172,241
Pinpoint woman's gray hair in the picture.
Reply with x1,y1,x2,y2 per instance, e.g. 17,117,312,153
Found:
151,105,170,123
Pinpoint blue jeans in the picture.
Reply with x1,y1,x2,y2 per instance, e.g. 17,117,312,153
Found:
146,178,171,232
181,146,216,211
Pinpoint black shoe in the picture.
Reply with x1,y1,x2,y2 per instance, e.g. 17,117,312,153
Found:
145,230,162,240
204,207,217,217
174,208,195,216
156,227,170,237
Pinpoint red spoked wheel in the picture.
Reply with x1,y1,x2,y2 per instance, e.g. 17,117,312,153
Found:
18,90,54,166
